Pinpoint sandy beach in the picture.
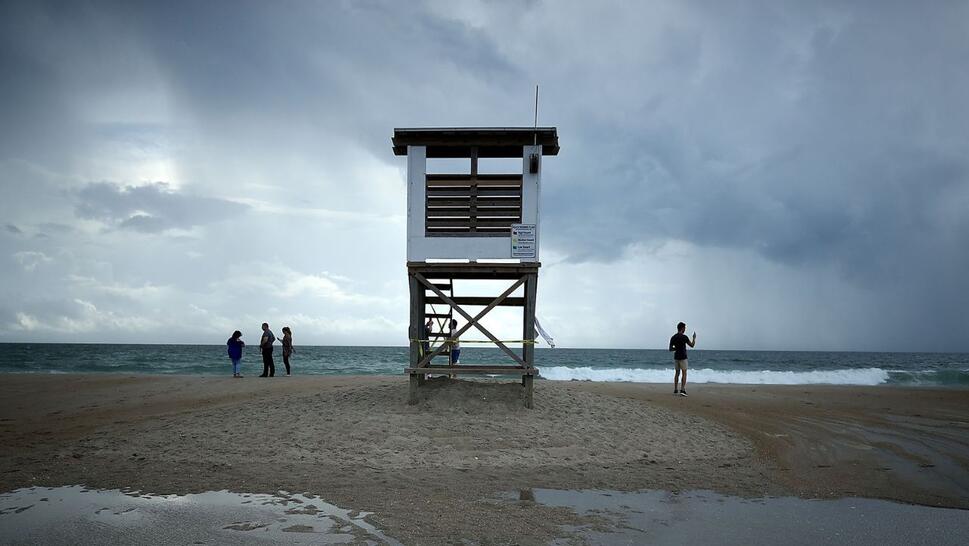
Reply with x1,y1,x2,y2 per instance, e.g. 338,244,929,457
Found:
1,374,967,543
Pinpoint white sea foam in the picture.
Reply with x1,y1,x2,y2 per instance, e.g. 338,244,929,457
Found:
538,366,891,385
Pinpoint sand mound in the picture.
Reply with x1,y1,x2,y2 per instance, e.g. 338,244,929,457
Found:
109,378,750,475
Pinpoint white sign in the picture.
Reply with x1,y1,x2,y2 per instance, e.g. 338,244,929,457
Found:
511,224,536,258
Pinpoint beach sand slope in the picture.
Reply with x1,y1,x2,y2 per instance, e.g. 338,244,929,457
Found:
1,374,966,543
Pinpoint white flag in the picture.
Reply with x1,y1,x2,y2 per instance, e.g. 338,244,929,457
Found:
534,317,555,348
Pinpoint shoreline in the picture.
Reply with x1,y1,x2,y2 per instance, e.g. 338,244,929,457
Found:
2,374,967,542
2,341,967,354
3,369,968,389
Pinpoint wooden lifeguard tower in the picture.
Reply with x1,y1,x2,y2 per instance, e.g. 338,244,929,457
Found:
393,127,560,408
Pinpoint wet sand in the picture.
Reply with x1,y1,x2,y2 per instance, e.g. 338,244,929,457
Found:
1,374,967,543
0,486,401,545
577,382,969,509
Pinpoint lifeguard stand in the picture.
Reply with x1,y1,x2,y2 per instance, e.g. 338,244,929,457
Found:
393,127,560,408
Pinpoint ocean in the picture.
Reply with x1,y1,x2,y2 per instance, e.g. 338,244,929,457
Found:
0,344,967,386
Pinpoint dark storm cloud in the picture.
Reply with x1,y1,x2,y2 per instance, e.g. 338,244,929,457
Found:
543,1,969,283
111,0,525,155
4,224,22,235
2,0,968,349
75,182,248,233
0,1,130,168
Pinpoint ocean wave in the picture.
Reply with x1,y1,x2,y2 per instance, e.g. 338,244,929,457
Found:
537,366,893,385
885,368,969,386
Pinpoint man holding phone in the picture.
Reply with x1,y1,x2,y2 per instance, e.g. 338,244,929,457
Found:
669,322,696,396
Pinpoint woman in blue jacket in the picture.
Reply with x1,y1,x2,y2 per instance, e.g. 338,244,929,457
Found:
227,330,245,378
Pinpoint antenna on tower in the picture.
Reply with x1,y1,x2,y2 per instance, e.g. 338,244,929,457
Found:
533,84,539,146
528,84,541,174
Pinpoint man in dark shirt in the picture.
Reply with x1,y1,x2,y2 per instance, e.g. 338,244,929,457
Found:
259,322,276,377
669,322,696,396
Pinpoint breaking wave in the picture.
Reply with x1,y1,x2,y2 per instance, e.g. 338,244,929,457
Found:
538,366,900,385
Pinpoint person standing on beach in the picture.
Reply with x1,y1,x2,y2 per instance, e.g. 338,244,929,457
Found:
669,322,696,396
449,318,461,365
280,326,294,376
422,317,433,358
226,330,245,378
259,322,276,377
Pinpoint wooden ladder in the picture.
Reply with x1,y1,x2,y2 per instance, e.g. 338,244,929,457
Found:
424,279,454,365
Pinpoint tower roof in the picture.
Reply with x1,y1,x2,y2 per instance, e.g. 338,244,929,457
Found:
393,127,559,158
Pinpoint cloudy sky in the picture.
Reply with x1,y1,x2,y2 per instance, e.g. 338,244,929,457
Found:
2,0,967,351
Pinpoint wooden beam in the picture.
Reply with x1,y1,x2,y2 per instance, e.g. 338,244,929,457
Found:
415,273,527,367
423,231,509,238
426,218,519,228
469,147,478,234
407,263,540,280
414,274,524,367
522,273,538,409
426,190,522,198
408,274,421,369
408,373,420,405
405,367,537,375
425,296,525,307
414,274,525,367
426,208,520,217
425,197,521,208
392,127,560,158
522,273,538,368
426,174,523,183
429,290,525,348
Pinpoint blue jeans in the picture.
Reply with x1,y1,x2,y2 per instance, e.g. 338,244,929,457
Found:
231,358,241,375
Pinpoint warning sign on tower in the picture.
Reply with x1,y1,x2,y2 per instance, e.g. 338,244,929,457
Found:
511,224,536,259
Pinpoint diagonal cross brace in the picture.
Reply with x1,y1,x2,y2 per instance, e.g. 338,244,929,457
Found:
415,273,525,367
414,273,527,367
